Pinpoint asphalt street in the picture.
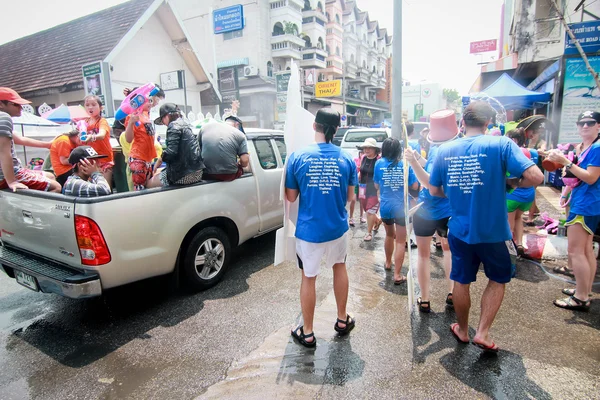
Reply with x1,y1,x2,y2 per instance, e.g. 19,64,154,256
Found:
0,219,599,399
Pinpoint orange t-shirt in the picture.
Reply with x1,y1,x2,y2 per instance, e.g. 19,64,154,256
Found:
50,135,76,176
126,113,157,162
87,117,114,163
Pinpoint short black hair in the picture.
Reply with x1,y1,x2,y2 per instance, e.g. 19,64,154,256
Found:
405,121,414,135
507,128,526,147
463,101,495,128
382,137,401,163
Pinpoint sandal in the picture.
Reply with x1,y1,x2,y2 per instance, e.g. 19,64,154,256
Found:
446,293,454,306
373,218,382,232
472,340,500,353
553,266,574,276
417,297,431,313
291,325,317,348
450,323,469,344
360,216,367,224
394,276,407,285
516,245,525,256
334,314,356,335
349,218,355,227
562,288,593,297
553,296,591,312
364,233,373,242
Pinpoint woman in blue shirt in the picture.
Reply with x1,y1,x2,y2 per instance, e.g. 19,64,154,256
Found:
547,111,600,312
374,138,418,285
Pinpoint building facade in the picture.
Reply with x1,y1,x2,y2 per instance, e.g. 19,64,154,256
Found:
172,0,392,128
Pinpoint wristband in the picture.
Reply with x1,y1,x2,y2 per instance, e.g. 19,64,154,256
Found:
565,162,574,170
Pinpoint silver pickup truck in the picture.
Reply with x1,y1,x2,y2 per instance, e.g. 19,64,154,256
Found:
0,129,286,299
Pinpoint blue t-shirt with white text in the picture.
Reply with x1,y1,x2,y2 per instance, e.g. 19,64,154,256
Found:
571,143,600,216
430,135,534,244
417,146,453,220
285,143,358,243
373,158,416,220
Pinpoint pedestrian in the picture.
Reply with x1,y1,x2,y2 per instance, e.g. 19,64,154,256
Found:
63,146,111,197
147,103,205,188
506,129,539,255
348,149,364,226
404,109,459,312
224,115,245,135
50,130,81,187
200,121,249,182
374,137,418,284
82,95,114,187
547,111,600,311
285,108,358,348
357,137,382,241
125,97,157,191
429,101,543,352
0,87,61,193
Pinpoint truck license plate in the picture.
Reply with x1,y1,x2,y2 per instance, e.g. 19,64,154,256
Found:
15,270,39,291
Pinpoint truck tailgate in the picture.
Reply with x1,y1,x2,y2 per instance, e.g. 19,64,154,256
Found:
0,191,81,267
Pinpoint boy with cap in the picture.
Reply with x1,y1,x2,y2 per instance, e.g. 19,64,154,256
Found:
429,101,544,352
63,146,111,197
285,108,358,348
0,87,61,193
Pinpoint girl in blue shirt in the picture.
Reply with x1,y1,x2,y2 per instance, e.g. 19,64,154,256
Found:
547,111,600,312
374,138,418,285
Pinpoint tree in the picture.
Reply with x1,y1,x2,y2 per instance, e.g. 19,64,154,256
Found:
443,88,460,109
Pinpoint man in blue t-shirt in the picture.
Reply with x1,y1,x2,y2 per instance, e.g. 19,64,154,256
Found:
430,101,543,352
285,108,358,348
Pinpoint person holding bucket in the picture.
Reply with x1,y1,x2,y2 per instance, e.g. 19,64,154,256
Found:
405,109,458,312
546,111,600,312
357,138,382,242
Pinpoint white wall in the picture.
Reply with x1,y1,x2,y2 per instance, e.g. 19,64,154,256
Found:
401,82,444,120
109,14,202,115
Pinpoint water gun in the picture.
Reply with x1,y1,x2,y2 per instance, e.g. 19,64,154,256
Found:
114,83,160,125
77,120,88,142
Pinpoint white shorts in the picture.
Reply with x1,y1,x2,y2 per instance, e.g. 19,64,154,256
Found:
296,232,349,278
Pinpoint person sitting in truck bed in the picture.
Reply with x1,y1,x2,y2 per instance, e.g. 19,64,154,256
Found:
63,146,111,197
147,103,204,188
50,129,81,187
199,121,249,182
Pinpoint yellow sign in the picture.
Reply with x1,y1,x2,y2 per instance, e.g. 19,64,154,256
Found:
315,80,342,98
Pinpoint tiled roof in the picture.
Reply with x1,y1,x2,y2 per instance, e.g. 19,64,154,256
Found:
369,21,378,32
0,0,155,95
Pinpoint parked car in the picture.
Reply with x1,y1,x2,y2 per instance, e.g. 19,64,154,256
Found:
340,128,391,160
413,121,430,136
0,129,286,298
332,126,356,146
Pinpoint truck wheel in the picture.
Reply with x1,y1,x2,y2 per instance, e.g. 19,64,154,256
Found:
182,227,231,290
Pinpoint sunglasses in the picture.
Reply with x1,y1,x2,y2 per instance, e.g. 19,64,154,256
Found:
577,120,597,127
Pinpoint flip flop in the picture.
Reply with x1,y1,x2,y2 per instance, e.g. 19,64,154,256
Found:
394,276,407,285
291,326,317,348
364,234,373,242
450,323,469,344
349,218,355,227
472,340,499,353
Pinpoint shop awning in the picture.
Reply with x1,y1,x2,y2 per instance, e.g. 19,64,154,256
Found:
527,60,559,92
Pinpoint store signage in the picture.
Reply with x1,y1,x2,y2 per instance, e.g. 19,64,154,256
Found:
160,70,184,91
276,72,291,93
214,5,244,34
218,67,238,92
82,61,114,116
565,21,600,55
315,80,342,98
469,39,497,54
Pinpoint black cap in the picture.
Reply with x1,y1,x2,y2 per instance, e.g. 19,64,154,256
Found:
315,108,341,128
577,110,600,123
154,103,180,125
225,115,245,134
68,146,108,165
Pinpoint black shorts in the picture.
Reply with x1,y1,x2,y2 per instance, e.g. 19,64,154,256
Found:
382,217,407,226
413,214,449,238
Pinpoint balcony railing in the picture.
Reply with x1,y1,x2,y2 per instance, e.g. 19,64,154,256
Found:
301,47,328,68
271,34,305,60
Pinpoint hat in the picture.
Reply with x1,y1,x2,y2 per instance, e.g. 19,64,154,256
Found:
427,109,459,144
0,87,31,105
68,146,108,165
315,108,341,128
357,137,379,150
577,110,600,123
516,115,554,132
154,103,180,125
225,115,245,134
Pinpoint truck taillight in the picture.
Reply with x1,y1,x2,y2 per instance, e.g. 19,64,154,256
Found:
75,215,111,266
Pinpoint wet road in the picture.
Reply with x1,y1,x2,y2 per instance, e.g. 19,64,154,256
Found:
0,224,599,399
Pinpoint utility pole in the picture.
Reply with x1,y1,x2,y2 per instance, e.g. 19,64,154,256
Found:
391,0,402,140
550,0,600,91
342,63,346,125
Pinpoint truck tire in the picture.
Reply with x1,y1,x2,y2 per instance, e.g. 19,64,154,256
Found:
182,227,232,290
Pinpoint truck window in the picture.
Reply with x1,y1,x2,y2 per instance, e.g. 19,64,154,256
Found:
254,139,278,170
275,138,287,164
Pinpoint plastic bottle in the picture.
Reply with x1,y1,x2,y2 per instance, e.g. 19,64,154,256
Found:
77,120,88,142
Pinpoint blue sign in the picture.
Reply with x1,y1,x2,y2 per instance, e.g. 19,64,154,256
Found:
565,21,600,55
214,5,244,34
